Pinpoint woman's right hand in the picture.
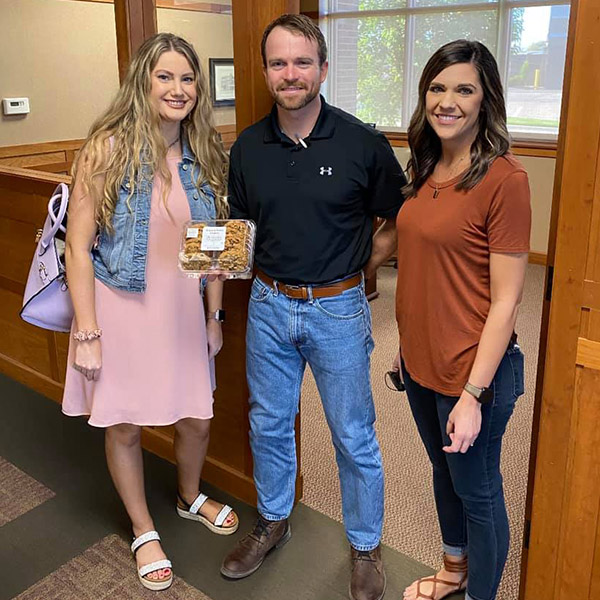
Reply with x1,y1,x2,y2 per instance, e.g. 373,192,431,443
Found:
73,339,102,381
386,350,405,392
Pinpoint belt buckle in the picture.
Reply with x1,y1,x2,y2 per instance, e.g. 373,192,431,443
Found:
285,283,308,299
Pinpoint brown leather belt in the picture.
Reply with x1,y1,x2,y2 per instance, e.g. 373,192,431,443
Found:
256,271,362,300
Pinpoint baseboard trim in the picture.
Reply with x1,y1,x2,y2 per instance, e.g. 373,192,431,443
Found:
529,252,548,265
0,353,63,403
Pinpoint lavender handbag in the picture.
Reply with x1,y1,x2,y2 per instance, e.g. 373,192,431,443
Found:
20,182,74,332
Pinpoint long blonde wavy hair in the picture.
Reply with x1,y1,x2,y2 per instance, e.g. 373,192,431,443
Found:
73,32,229,230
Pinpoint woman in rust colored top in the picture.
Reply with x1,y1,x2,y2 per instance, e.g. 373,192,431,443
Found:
393,40,531,600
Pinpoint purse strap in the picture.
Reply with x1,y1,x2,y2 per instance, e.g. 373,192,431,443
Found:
40,183,69,253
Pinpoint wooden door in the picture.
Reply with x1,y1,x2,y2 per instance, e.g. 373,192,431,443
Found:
521,1,600,597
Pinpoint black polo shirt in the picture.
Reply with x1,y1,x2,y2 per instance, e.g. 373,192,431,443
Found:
228,97,406,285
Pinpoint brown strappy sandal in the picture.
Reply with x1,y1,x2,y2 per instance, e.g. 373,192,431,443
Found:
414,555,468,600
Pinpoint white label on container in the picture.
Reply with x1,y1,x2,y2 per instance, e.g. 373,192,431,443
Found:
186,227,199,238
201,226,227,251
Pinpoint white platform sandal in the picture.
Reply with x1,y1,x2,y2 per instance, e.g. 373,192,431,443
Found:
177,492,239,535
131,530,173,591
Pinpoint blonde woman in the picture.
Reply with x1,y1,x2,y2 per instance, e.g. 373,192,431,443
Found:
62,33,238,591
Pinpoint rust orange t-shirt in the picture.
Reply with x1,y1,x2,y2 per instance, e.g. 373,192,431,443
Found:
395,154,531,396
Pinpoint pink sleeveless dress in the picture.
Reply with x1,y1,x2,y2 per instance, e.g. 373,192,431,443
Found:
62,155,215,427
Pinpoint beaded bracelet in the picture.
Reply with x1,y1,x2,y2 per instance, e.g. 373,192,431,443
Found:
73,328,103,342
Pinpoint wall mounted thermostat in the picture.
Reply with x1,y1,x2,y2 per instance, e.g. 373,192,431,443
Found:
2,98,30,116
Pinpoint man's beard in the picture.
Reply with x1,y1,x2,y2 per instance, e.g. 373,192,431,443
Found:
273,84,319,111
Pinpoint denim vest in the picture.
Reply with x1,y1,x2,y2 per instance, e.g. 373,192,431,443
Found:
92,138,217,292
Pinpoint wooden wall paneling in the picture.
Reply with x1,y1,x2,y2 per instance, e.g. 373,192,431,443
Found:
0,286,54,378
581,144,600,344
584,280,600,311
217,124,237,151
577,337,600,370
114,0,157,82
591,512,600,600
0,140,82,176
522,0,600,597
231,0,300,134
0,140,84,160
586,146,600,283
0,152,66,169
588,310,600,343
0,168,69,404
0,353,64,403
555,367,600,598
55,333,70,383
527,252,547,266
580,308,591,339
0,130,234,174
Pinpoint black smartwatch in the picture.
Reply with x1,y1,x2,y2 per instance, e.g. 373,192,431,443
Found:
207,309,226,323
464,381,493,404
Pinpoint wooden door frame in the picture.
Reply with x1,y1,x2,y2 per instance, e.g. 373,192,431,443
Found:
114,0,157,81
519,0,600,597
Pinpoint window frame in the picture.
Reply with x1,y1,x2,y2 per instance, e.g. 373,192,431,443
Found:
318,0,569,153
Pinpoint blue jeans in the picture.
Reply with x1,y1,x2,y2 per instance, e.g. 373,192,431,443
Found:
246,275,384,551
401,344,525,600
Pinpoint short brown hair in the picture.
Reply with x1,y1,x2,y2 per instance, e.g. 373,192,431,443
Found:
261,14,328,67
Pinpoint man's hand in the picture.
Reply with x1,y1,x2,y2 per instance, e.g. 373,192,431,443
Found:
443,391,482,454
364,218,397,280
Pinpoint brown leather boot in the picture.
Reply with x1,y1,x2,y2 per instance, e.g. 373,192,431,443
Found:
220,515,291,579
349,545,386,600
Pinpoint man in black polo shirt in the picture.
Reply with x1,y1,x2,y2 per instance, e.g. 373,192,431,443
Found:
221,14,406,600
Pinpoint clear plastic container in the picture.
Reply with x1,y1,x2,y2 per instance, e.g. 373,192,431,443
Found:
178,219,256,279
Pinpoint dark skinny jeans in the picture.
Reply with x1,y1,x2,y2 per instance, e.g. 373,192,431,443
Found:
401,344,525,600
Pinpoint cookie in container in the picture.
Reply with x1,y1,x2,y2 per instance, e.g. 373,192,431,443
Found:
179,219,256,279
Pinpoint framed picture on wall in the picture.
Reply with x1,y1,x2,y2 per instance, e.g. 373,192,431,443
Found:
209,58,235,107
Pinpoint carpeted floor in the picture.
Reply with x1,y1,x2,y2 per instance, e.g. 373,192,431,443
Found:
300,264,544,600
14,535,214,600
0,457,55,527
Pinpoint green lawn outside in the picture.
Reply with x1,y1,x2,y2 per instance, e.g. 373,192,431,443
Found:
507,116,559,128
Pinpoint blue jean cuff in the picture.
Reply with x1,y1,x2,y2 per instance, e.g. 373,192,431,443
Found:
259,512,289,522
442,542,468,557
350,542,380,552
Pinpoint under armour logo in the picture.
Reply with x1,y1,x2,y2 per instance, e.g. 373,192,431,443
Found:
319,166,333,176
